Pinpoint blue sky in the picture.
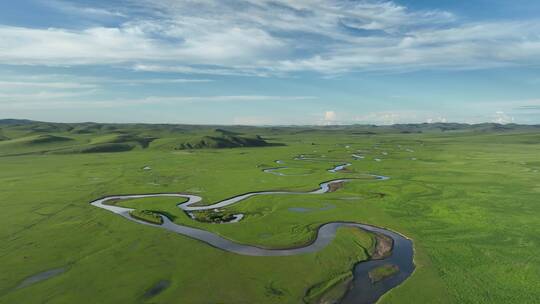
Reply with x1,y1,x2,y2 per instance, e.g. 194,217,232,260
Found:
1,0,540,125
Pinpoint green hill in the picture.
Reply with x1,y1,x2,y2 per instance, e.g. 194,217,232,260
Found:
70,124,102,134
76,143,135,153
0,134,73,146
176,134,270,149
53,133,155,154
0,134,75,156
90,133,156,148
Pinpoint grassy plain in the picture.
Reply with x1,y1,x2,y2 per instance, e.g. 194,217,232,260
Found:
0,121,539,303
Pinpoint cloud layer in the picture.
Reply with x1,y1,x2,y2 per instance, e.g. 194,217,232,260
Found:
1,0,540,75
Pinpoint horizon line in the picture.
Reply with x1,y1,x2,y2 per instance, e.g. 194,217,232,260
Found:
1,118,539,128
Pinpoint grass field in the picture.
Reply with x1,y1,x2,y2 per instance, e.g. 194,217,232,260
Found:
1,121,539,303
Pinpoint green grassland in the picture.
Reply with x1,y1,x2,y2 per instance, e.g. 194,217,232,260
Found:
0,120,539,303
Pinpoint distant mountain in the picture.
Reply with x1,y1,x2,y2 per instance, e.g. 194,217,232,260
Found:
391,122,540,133
1,118,539,135
0,119,36,126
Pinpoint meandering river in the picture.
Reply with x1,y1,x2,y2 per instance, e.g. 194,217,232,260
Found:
90,162,414,303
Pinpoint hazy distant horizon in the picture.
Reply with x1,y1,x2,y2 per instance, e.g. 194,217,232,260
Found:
2,117,539,127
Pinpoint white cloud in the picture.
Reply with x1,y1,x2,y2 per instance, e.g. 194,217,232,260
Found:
0,26,163,64
353,110,443,125
107,78,213,84
324,110,337,121
316,110,458,125
277,21,540,73
0,1,539,75
492,111,514,124
0,74,212,88
138,95,316,103
133,64,271,77
43,0,127,18
0,81,97,89
0,94,317,110
0,90,97,102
